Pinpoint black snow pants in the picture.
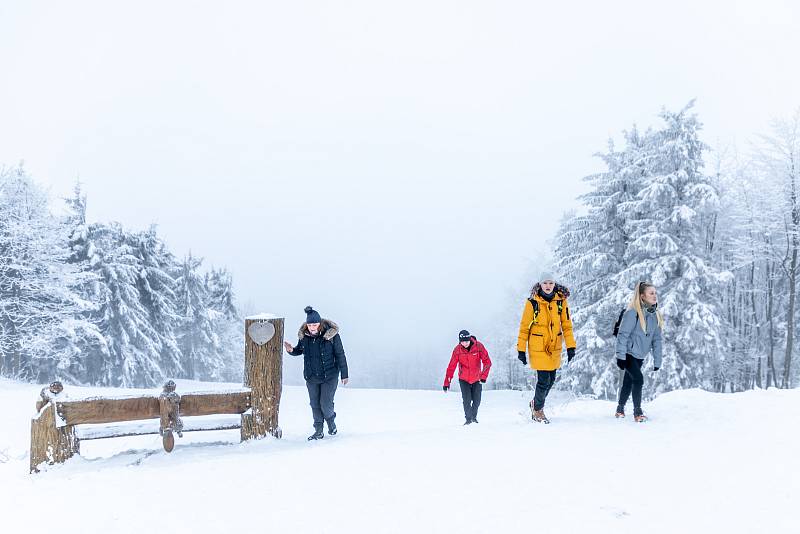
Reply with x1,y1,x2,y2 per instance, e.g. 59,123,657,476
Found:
458,379,482,421
533,370,557,411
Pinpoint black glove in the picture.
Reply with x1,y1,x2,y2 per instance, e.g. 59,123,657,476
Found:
616,358,626,370
567,348,575,363
518,351,527,365
443,385,448,392
480,379,486,384
653,367,660,371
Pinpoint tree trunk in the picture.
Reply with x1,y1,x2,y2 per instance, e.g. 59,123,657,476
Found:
30,403,79,473
756,357,763,389
766,261,778,388
241,316,284,440
784,259,797,389
783,162,799,388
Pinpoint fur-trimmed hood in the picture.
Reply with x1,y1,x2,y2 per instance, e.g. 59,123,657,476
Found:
298,319,339,341
530,282,570,299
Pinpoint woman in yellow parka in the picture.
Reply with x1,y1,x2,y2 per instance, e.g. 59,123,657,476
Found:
517,272,576,423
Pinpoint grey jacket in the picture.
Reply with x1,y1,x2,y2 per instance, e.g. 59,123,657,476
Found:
615,308,663,368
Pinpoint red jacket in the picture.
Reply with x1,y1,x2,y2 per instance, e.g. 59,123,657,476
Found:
444,338,492,387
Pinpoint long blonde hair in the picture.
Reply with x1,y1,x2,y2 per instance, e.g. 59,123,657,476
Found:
628,282,665,333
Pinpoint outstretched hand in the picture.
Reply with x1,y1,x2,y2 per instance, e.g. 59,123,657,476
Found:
283,341,294,353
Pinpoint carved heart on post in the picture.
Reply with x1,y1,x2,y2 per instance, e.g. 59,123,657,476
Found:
248,321,275,346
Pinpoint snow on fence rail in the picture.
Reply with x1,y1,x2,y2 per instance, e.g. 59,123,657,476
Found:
30,315,285,473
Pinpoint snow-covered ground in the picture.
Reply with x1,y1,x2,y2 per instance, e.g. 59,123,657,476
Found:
1,378,797,533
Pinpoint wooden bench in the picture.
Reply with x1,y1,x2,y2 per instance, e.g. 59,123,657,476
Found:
30,315,284,473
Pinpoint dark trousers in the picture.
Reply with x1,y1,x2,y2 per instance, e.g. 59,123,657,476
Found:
458,379,482,421
306,375,338,427
533,370,557,411
618,354,644,415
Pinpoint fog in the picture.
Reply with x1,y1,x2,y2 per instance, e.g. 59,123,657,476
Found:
1,0,798,387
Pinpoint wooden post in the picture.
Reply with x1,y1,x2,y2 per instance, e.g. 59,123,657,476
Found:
159,380,183,453
241,314,284,440
30,403,79,473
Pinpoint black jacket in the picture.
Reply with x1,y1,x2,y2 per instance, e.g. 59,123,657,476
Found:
289,319,348,382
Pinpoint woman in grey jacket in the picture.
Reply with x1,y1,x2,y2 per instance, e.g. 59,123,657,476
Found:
615,282,663,422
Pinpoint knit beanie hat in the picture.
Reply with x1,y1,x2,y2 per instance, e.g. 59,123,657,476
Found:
458,330,472,342
305,306,322,324
539,272,556,283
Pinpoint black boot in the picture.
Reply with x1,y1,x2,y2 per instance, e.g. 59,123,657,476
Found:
308,424,324,441
326,416,337,436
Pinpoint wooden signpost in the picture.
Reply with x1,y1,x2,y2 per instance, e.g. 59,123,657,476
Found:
242,315,284,440
30,315,285,473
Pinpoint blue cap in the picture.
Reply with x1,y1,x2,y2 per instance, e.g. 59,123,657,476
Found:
304,306,322,324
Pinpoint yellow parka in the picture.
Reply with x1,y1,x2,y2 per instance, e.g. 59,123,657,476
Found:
517,291,576,371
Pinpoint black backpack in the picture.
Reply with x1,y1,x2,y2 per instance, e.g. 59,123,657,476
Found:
612,308,627,337
528,297,564,325
613,308,644,336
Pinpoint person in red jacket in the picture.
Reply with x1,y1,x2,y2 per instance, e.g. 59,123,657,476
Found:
443,330,492,425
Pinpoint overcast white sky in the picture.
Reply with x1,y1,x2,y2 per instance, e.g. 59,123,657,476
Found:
1,1,798,381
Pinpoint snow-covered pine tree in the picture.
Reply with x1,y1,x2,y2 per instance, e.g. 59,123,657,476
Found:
0,167,101,383
554,128,649,399
63,183,116,384
205,268,237,321
73,222,165,386
205,267,242,381
175,254,221,380
129,227,183,379
621,102,730,394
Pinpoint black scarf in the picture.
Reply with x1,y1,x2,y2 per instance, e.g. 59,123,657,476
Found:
537,288,555,302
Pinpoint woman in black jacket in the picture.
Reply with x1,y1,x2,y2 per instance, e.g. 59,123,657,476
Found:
284,306,349,440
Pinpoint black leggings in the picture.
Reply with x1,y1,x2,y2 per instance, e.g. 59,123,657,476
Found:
458,379,482,421
533,370,557,411
617,354,644,415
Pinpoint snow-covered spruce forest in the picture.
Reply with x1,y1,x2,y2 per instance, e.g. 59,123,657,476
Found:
2,103,799,395
489,103,799,396
0,172,242,387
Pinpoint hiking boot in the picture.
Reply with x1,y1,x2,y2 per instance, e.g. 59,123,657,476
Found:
615,406,625,418
532,409,550,424
471,418,479,424
634,414,648,423
326,418,337,436
463,419,473,425
308,424,324,440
